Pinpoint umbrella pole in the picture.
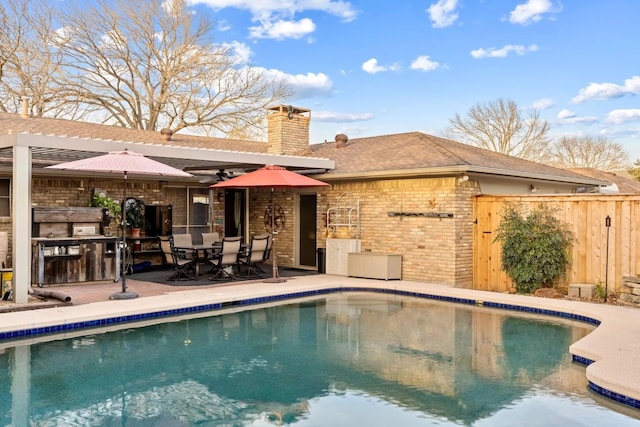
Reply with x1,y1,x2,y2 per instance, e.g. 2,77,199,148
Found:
264,187,286,283
110,172,138,299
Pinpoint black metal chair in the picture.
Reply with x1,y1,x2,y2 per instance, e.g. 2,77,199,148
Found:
238,234,270,277
168,235,197,281
208,236,242,281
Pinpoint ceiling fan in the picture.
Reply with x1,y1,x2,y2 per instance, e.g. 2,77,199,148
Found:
216,169,231,181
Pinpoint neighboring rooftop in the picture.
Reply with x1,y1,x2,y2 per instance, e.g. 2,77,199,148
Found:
568,167,640,194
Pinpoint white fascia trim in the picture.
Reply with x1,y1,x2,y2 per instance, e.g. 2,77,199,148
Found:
11,133,335,170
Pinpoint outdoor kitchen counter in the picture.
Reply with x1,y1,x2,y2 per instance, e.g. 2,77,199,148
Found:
32,236,120,287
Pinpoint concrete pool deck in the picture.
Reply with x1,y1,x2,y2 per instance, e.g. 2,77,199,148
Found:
1,273,639,410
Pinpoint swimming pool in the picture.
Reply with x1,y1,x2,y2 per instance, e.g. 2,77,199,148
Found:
1,292,638,426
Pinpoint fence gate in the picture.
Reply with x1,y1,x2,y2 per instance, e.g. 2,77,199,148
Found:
473,194,640,293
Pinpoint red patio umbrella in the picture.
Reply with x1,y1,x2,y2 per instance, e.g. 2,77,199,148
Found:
47,149,193,299
211,165,329,283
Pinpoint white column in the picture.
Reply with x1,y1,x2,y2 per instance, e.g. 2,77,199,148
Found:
12,142,32,304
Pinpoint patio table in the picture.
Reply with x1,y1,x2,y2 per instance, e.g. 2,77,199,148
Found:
174,244,216,278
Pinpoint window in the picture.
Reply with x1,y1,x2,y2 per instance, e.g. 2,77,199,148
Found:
0,180,9,217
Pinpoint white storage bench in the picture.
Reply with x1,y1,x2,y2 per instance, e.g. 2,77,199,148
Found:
347,252,402,280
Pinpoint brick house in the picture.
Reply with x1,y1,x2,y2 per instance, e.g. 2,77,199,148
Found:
1,105,606,302
308,132,608,287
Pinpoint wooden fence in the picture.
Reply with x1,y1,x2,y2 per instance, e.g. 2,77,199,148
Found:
473,194,640,293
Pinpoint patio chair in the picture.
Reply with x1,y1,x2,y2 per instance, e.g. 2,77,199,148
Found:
159,236,173,266
202,232,221,247
208,236,242,281
238,234,270,278
171,233,194,260
168,235,197,281
199,232,221,267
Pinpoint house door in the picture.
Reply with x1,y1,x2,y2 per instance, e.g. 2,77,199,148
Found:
224,189,246,238
298,194,317,267
189,188,209,243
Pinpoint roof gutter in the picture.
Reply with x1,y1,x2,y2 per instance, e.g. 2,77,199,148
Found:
310,165,609,187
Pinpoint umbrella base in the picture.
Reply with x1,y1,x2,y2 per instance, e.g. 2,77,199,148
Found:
263,277,287,283
109,291,139,300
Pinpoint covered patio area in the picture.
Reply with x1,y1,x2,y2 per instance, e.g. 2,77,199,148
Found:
0,132,333,304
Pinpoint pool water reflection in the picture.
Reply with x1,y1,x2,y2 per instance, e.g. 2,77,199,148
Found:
1,292,638,426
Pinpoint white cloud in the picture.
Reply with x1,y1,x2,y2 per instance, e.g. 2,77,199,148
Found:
258,68,333,99
217,19,232,32
531,98,554,110
572,76,640,103
606,109,640,124
249,18,315,40
557,109,575,120
410,55,440,72
427,0,459,28
53,26,72,44
313,111,374,122
556,109,598,124
194,0,359,39
362,58,387,74
470,44,538,58
509,0,557,25
195,0,358,20
220,41,253,64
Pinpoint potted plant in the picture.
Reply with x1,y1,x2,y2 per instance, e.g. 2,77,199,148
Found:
90,193,122,236
125,198,144,237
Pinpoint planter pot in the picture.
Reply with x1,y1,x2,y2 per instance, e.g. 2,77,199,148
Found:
131,228,141,238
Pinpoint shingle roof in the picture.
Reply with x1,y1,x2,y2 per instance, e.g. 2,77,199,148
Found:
0,113,609,186
0,112,268,153
568,167,640,193
310,132,607,184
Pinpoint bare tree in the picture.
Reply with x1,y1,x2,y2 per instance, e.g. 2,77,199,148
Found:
448,98,551,162
0,0,24,95
51,0,290,135
549,136,629,171
4,1,72,118
0,0,59,115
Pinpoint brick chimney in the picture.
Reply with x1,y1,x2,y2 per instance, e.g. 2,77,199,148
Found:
266,105,311,156
21,96,30,118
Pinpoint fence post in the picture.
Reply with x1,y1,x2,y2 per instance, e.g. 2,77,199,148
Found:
605,215,611,302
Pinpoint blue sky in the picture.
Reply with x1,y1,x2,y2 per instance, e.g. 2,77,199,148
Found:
195,1,638,162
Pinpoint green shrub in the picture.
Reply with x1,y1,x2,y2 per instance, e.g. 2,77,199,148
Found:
493,203,574,294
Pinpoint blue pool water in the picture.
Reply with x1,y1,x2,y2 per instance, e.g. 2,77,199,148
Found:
1,292,639,426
